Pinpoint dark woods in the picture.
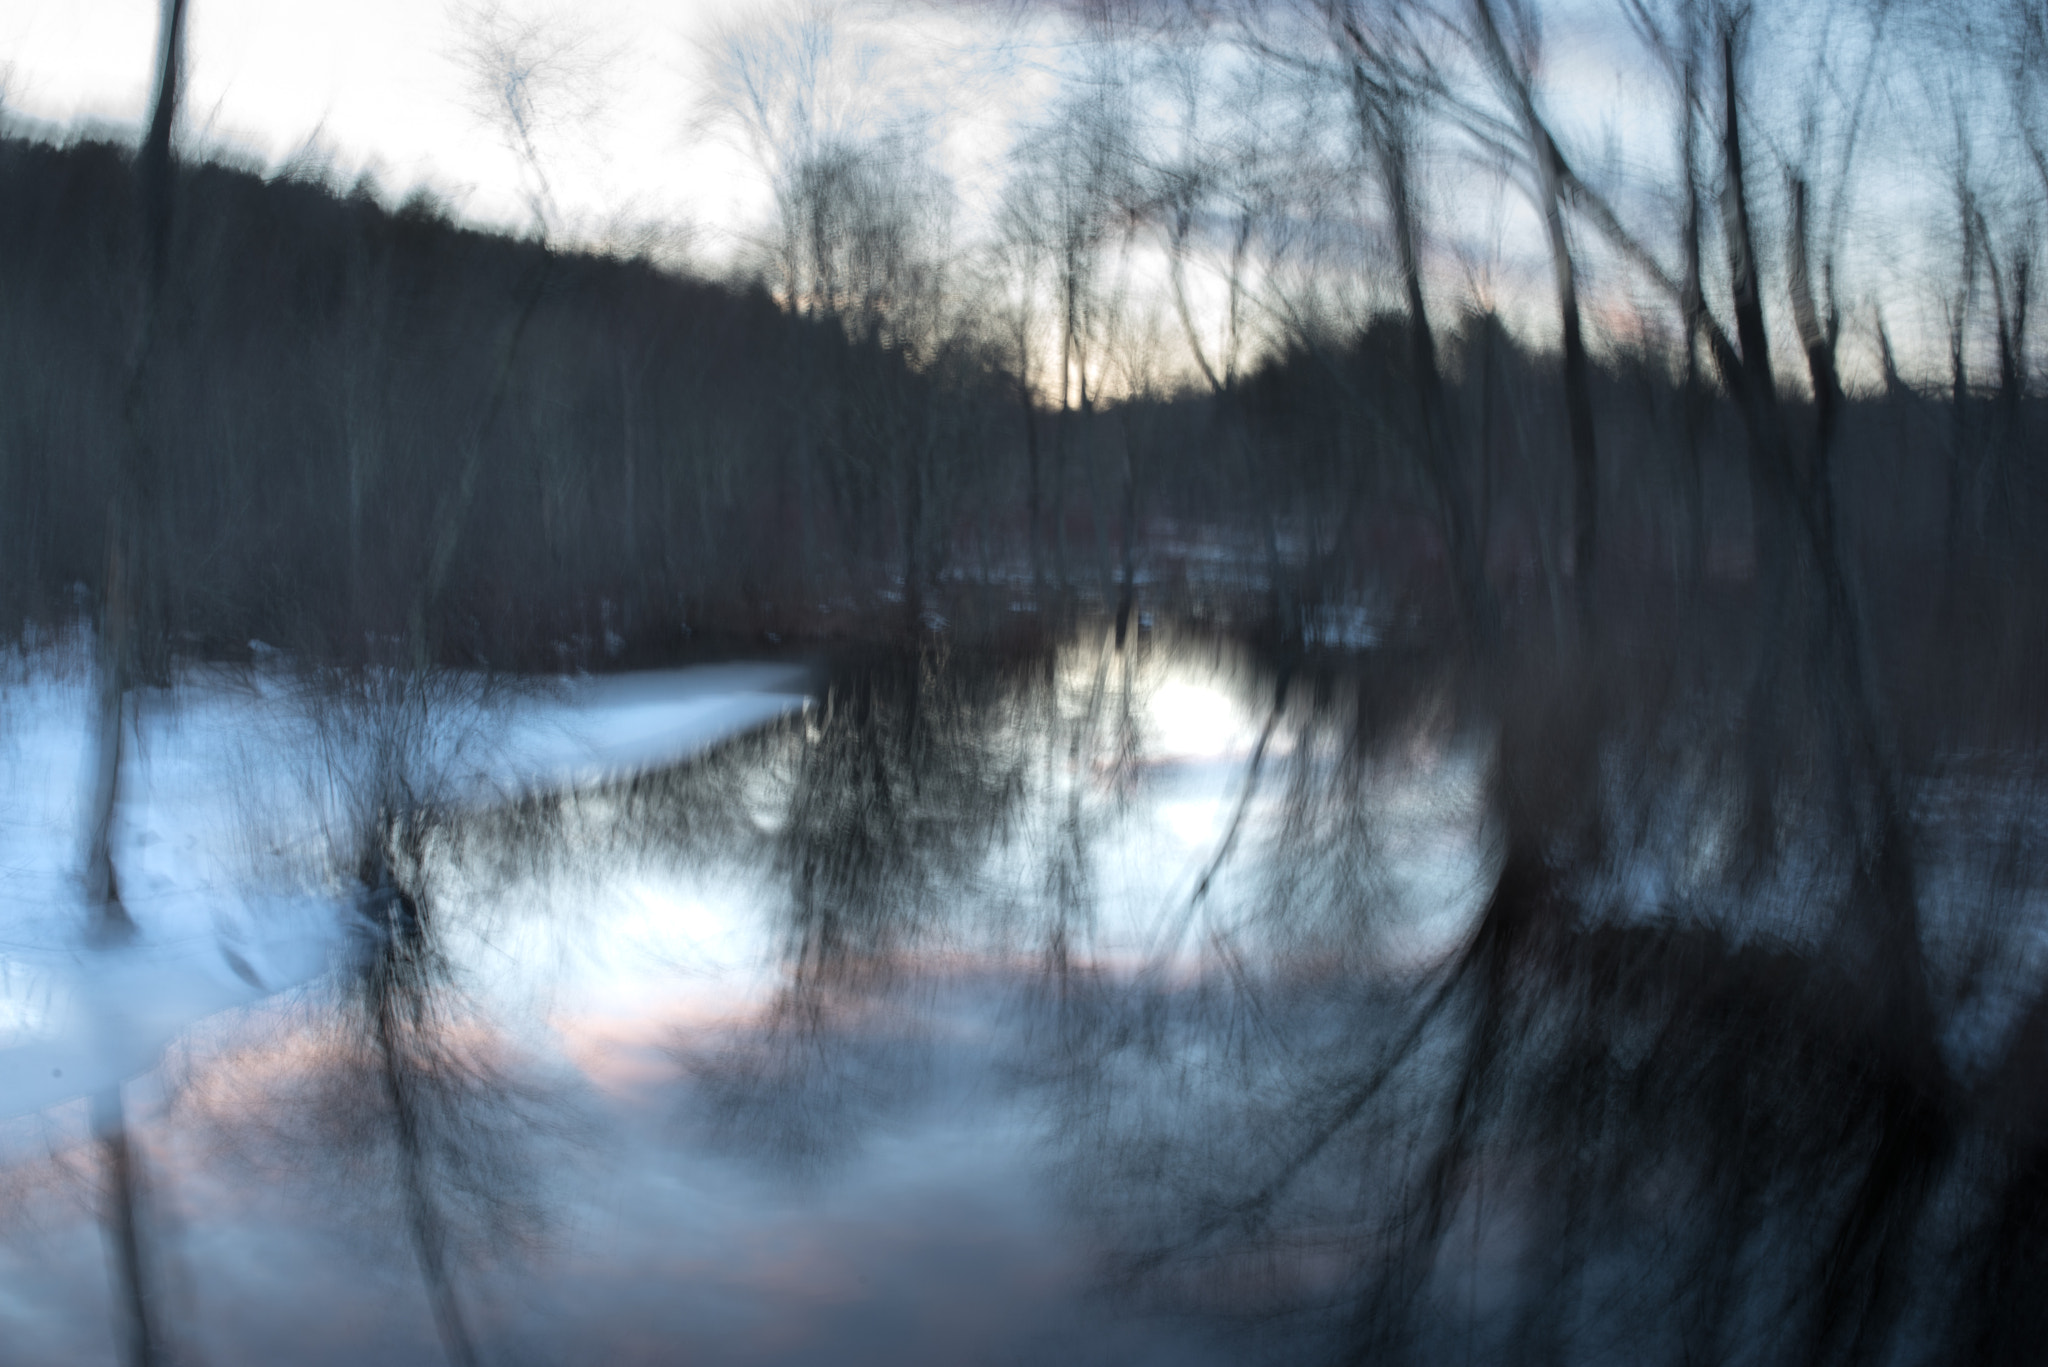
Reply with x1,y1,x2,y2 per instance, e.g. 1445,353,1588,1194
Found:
1,127,2038,689
0,136,1023,665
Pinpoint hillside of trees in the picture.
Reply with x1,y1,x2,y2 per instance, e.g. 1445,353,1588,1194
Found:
2,128,2042,711
0,134,1014,666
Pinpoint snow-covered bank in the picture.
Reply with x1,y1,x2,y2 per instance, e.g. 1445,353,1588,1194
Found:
0,641,811,1124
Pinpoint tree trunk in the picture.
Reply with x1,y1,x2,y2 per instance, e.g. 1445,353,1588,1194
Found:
1471,0,1598,633
1346,59,1492,644
1680,49,1709,587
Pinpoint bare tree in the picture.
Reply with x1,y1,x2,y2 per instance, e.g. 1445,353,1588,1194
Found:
78,7,188,1362
451,0,616,237
1001,53,1144,613
992,177,1053,598
1323,0,1496,642
1468,0,1601,631
1149,42,1305,633
409,1,612,666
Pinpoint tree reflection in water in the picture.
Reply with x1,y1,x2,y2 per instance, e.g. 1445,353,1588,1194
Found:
686,628,2048,1366
345,804,529,1367
7,627,2045,1365
691,641,1040,1176
192,668,558,1367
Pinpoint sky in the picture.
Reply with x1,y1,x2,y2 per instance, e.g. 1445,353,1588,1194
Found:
0,1,832,260
0,0,1999,384
0,0,1063,267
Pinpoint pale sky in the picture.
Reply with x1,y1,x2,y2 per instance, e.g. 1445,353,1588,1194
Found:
0,0,1668,253
0,0,1043,261
0,0,1989,384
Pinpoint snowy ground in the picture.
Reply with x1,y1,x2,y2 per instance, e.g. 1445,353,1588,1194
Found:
0,631,811,1127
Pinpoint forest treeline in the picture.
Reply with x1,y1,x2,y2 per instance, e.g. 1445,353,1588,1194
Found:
2,127,2042,702
0,133,1010,666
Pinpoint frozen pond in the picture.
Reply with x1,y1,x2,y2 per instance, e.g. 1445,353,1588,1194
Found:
0,627,1498,1365
2,623,2041,1366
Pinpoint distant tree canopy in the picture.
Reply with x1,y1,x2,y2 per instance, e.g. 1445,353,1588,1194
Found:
0,128,2040,693
0,137,1026,665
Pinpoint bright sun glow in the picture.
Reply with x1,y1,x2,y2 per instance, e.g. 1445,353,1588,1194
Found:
1144,679,1254,762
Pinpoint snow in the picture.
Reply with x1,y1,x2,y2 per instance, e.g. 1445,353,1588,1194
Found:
481,664,811,799
0,639,811,1124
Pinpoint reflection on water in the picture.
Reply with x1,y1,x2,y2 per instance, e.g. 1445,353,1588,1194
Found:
3,623,2044,1364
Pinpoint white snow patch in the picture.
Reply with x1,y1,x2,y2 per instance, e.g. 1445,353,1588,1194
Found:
0,651,811,1122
